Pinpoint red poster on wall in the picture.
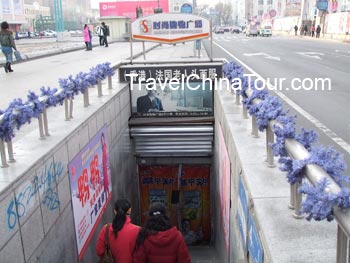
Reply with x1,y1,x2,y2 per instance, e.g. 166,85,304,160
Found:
138,165,211,245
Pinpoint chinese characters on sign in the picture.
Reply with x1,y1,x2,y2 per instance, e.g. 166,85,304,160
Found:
68,125,112,261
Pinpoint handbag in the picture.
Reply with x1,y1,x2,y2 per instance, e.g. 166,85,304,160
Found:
14,50,23,61
99,224,115,263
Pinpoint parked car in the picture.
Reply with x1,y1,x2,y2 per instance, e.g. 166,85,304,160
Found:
231,27,242,34
246,25,258,37
43,30,57,37
259,26,272,37
17,32,29,39
214,27,224,34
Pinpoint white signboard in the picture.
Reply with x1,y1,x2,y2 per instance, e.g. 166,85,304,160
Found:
131,13,210,43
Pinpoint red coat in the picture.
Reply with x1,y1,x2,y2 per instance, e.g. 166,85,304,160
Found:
96,217,140,263
133,226,191,263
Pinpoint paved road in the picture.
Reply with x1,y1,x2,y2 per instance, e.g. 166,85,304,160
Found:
206,33,350,167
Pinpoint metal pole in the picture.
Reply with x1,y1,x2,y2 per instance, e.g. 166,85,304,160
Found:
289,184,295,209
210,19,213,62
0,139,9,168
108,76,112,89
7,141,15,163
235,92,241,105
142,41,146,60
84,88,89,107
293,182,304,219
69,98,73,119
243,106,248,119
129,22,133,64
198,41,201,58
98,80,102,97
43,108,50,136
252,115,259,138
64,98,69,121
336,225,348,263
266,126,275,167
38,114,45,140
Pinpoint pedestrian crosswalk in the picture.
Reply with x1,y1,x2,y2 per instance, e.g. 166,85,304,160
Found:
213,35,283,42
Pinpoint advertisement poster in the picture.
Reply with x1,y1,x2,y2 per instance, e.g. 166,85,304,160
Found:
68,125,112,261
99,0,169,19
2,0,10,13
218,123,231,255
120,63,222,118
138,165,211,244
13,0,22,14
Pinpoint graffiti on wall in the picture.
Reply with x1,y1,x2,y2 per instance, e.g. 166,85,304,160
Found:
6,160,64,230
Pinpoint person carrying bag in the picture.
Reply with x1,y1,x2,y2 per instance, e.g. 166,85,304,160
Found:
0,21,17,73
99,224,115,263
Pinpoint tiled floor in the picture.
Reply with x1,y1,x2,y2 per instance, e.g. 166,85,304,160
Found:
189,246,220,263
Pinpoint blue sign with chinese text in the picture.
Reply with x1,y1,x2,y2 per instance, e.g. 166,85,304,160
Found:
237,176,248,251
248,214,263,263
316,0,328,10
181,3,193,14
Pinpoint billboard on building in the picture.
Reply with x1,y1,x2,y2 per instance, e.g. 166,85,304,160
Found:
285,0,302,16
99,0,169,19
68,125,112,261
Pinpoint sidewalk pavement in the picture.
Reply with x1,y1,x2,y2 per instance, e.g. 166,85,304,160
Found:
274,30,350,43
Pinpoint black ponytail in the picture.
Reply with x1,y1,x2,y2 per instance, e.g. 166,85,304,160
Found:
112,199,131,238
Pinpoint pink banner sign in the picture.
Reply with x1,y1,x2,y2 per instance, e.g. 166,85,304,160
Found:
100,0,169,19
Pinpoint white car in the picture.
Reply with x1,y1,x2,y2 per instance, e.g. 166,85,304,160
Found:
259,26,272,37
43,30,57,37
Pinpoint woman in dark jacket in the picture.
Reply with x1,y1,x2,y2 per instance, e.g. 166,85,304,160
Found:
133,202,191,263
0,21,17,73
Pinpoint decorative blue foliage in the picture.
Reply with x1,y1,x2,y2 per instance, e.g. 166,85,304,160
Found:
222,60,350,222
0,62,113,142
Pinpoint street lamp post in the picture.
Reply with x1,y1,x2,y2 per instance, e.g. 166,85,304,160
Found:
54,0,64,32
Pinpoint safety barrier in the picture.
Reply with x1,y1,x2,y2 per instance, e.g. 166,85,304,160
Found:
223,61,350,262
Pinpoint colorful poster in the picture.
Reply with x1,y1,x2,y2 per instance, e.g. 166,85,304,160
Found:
99,0,169,19
13,0,22,14
218,123,230,255
68,125,112,261
138,165,211,244
181,165,210,244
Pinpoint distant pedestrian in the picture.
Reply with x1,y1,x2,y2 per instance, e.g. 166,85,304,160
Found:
88,27,92,50
101,22,109,47
316,25,321,38
300,24,304,35
303,25,308,36
96,25,104,46
133,202,191,263
311,25,315,37
0,21,17,73
96,199,140,262
294,25,298,36
83,24,91,51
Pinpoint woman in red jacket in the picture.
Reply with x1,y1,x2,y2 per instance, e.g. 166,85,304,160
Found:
96,199,140,262
133,202,191,263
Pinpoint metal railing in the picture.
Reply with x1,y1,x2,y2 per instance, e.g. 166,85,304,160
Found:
240,87,350,262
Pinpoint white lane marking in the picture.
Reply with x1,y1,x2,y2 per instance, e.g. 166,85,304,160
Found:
214,41,350,153
243,52,281,61
296,52,325,60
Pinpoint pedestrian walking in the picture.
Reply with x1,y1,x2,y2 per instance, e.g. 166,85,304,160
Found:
300,24,304,35
101,22,109,47
304,25,308,36
294,25,298,36
96,199,140,263
0,21,17,73
133,202,191,263
83,24,91,51
311,25,315,37
96,25,104,46
88,27,92,50
316,25,321,38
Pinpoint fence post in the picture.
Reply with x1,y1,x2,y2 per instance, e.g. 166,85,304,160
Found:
69,98,73,119
266,126,275,167
108,76,112,89
243,106,248,119
64,98,70,121
336,225,348,263
7,141,15,162
289,184,295,210
43,108,50,136
38,114,45,140
97,80,102,97
236,92,241,105
84,88,90,107
0,139,9,168
252,115,259,138
292,182,304,219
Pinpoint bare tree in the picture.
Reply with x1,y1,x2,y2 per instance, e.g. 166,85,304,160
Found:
215,2,233,26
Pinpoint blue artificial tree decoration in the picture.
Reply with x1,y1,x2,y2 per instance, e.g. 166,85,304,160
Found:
40,87,59,107
271,115,296,157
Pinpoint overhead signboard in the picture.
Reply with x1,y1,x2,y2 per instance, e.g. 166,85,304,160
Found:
131,13,210,43
316,0,328,10
180,3,193,13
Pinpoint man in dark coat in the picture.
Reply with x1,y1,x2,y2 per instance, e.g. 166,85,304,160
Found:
137,90,164,113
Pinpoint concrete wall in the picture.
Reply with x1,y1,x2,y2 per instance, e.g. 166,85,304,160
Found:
0,81,135,263
213,89,337,263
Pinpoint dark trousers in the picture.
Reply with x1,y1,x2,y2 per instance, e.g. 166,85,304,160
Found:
103,36,108,47
99,36,104,46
